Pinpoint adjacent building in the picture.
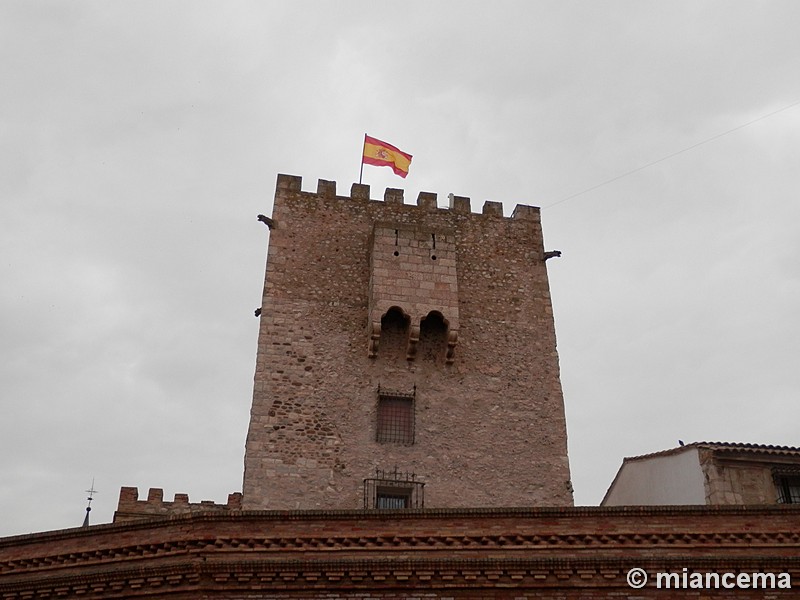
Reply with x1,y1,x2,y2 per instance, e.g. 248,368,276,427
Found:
602,441,800,506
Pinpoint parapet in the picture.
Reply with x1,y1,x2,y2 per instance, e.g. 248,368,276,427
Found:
113,486,242,524
274,174,540,222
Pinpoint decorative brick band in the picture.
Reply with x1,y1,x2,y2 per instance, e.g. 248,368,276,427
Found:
3,505,800,576
2,557,800,598
4,528,800,577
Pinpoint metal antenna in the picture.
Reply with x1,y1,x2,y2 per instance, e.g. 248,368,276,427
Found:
82,478,98,527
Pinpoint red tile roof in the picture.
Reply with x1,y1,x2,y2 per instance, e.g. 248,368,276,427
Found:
623,441,800,463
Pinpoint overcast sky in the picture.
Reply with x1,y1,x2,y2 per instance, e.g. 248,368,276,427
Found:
2,1,799,537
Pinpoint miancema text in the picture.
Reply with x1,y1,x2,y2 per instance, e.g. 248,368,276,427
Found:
658,569,791,589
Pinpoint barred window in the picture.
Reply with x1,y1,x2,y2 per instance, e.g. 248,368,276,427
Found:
377,394,414,445
363,468,425,509
776,475,800,504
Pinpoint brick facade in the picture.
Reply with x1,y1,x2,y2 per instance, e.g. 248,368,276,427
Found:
113,486,243,523
243,175,572,510
2,505,798,598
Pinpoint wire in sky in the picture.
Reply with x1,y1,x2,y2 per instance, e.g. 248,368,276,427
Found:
543,98,800,209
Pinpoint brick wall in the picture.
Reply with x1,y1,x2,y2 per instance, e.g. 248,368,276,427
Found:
243,175,572,510
113,486,242,523
1,506,798,598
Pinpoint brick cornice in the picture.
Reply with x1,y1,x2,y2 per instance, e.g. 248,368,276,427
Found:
4,530,799,577
5,504,800,548
3,510,800,578
2,556,799,598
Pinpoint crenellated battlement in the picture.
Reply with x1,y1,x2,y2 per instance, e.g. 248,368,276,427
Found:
275,173,540,222
113,487,242,523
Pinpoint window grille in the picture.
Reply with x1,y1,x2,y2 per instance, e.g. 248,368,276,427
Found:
774,471,800,504
363,467,425,509
376,387,415,445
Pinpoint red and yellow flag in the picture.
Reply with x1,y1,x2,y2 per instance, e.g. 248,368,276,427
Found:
362,135,412,178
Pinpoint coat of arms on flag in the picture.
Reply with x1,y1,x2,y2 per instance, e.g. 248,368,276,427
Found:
361,135,412,179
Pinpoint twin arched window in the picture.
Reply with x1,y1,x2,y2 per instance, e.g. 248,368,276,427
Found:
377,307,449,364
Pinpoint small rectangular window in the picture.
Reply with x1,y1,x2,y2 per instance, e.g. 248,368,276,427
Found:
377,394,414,445
363,468,425,509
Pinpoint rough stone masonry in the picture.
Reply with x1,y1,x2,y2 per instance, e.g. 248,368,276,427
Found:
242,174,573,509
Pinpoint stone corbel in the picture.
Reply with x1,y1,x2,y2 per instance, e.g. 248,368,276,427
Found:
406,324,420,361
445,330,459,365
368,321,381,358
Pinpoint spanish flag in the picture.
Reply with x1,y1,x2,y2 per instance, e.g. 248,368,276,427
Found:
362,135,413,178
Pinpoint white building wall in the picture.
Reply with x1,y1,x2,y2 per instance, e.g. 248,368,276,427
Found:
602,448,706,505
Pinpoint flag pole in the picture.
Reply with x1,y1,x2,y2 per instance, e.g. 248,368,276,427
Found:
359,133,366,184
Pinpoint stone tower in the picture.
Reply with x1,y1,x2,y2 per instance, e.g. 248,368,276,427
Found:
242,174,573,509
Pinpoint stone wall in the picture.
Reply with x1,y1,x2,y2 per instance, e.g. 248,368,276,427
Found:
243,174,572,510
700,448,784,504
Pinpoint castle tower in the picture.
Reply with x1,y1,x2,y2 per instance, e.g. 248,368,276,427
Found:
242,174,573,509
